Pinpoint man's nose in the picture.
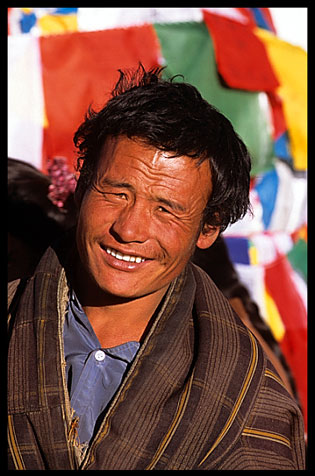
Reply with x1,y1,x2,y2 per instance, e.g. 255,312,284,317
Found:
110,200,150,244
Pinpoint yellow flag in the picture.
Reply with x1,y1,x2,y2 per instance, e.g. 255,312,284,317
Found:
38,14,78,35
264,287,285,342
255,28,307,171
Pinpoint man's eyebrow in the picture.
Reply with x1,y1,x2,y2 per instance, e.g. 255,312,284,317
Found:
98,177,135,191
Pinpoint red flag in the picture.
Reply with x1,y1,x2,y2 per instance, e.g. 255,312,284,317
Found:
40,25,161,173
202,9,279,92
265,253,307,430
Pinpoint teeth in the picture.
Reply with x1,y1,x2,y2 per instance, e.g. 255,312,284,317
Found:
106,247,145,263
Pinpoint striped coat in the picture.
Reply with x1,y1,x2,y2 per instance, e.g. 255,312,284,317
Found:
7,244,305,470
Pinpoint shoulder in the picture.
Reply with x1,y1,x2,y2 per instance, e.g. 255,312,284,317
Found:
189,260,231,309
189,261,305,468
188,261,248,339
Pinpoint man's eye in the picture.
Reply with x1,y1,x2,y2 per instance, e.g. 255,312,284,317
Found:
104,192,127,200
157,206,171,214
113,193,127,199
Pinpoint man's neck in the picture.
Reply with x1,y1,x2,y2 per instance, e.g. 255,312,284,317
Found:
80,287,167,348
71,259,168,347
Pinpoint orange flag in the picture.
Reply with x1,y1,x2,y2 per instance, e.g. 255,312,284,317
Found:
40,25,161,173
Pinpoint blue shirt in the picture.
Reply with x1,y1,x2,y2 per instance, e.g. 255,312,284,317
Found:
64,289,140,445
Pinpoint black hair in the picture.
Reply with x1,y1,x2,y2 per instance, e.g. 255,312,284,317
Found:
73,64,251,231
8,158,76,262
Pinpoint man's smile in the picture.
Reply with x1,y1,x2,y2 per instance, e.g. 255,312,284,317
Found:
98,243,152,273
105,246,146,263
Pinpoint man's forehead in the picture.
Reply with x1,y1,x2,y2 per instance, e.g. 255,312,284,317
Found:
98,135,208,174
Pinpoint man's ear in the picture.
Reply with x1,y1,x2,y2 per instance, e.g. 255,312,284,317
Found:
196,223,220,249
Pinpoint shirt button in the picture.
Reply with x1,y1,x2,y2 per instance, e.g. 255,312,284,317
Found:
95,350,106,362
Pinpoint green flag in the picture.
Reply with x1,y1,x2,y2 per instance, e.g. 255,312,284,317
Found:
154,21,274,176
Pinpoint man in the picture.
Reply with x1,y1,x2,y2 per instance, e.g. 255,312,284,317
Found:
8,65,305,470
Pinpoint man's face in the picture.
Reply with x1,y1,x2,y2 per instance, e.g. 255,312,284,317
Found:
76,136,218,302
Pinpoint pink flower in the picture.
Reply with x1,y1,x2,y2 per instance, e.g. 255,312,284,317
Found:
47,157,76,208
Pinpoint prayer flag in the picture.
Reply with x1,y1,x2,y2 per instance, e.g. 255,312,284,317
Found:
265,253,307,429
8,35,44,169
202,9,279,92
40,26,161,172
154,21,274,176
255,28,307,171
